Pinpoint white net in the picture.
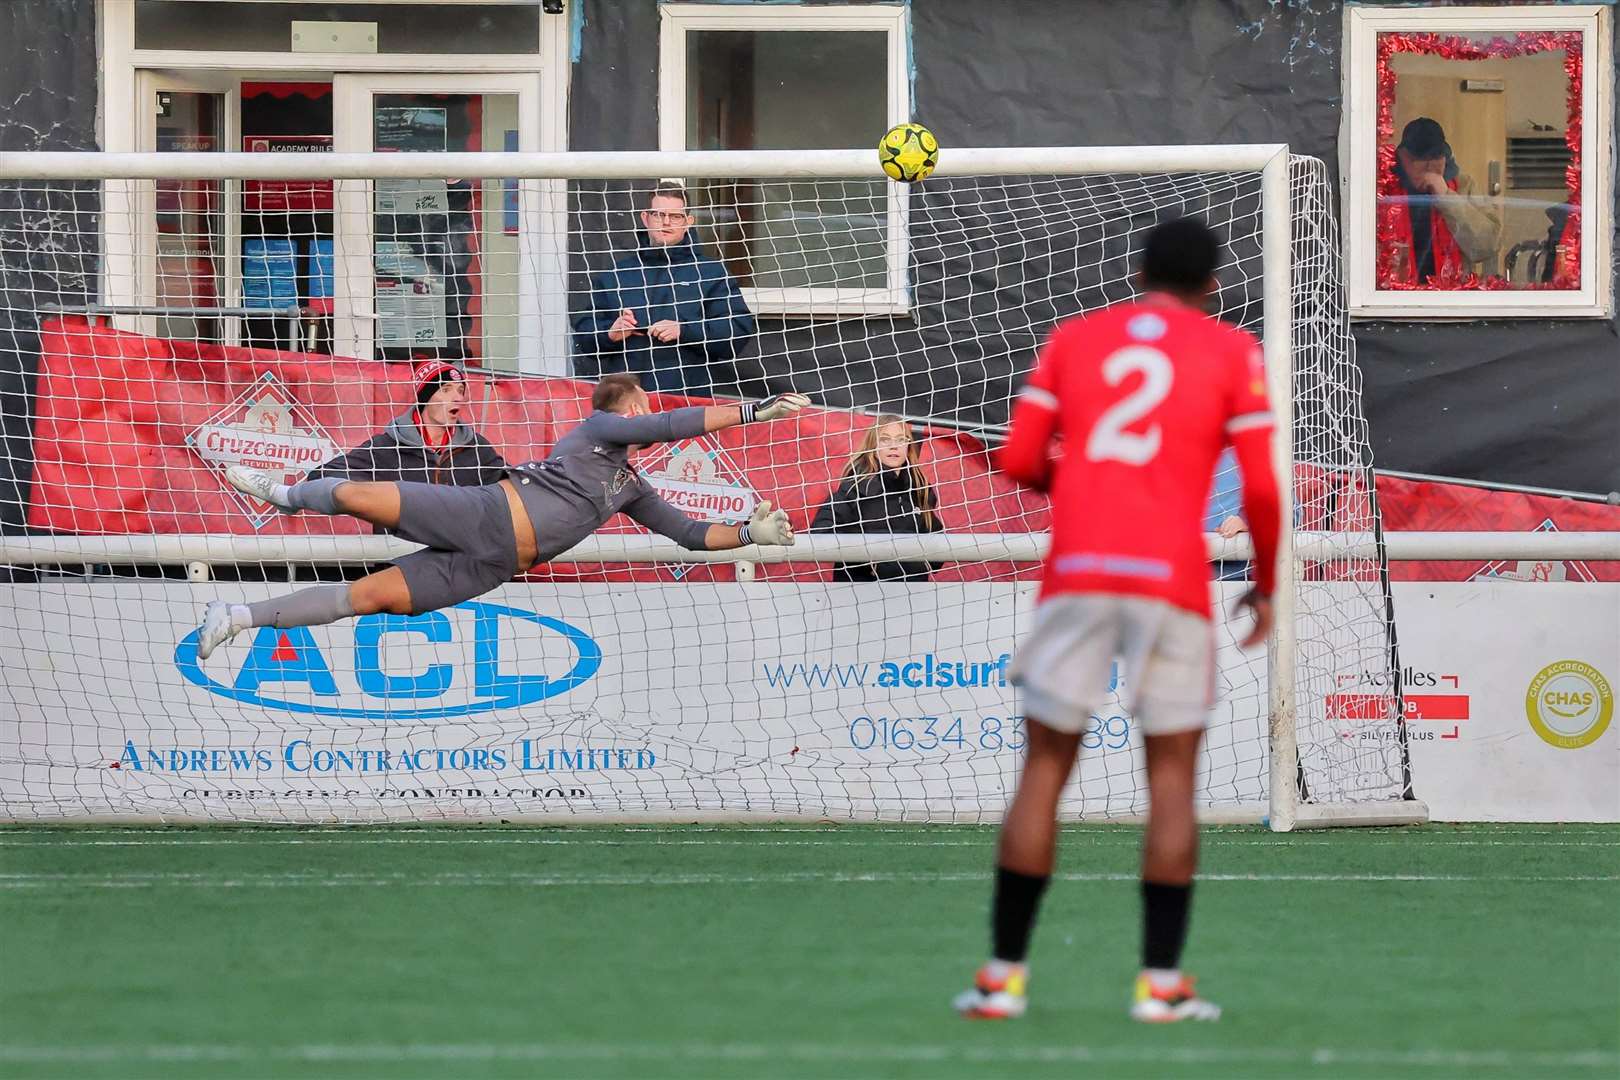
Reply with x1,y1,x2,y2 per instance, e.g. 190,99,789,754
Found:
0,149,1411,823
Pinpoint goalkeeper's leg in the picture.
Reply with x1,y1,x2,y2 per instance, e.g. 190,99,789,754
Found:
197,478,533,660
225,467,403,529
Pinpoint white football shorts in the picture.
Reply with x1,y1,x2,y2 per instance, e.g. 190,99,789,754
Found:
1009,593,1215,737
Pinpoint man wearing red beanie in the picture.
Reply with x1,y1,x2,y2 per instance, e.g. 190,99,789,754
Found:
305,359,507,488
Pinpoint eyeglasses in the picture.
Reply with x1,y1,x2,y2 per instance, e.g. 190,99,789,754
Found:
644,210,691,224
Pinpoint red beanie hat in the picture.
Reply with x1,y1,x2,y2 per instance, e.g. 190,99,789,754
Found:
412,360,464,408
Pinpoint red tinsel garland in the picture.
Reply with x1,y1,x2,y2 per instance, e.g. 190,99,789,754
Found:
1374,30,1582,292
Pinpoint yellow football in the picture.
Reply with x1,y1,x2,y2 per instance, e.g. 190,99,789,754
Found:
878,122,939,183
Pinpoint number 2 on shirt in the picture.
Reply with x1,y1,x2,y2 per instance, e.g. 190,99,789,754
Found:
1084,345,1173,466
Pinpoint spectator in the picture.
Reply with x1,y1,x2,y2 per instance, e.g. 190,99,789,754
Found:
811,415,942,582
1206,447,1247,540
1382,117,1501,285
574,181,754,397
308,359,507,487
1207,448,1250,582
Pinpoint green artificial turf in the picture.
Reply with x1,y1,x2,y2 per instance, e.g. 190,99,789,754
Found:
0,823,1615,1080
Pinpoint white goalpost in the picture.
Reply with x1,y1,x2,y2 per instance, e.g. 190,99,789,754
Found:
0,144,1433,829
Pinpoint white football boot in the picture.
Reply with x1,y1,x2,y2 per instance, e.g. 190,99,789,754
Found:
224,465,296,514
196,600,243,661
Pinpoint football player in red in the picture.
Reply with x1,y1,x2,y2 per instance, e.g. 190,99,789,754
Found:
953,217,1282,1023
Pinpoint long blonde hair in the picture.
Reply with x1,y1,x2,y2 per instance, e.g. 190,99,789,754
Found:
843,414,937,531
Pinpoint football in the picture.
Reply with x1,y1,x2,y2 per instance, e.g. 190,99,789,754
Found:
878,122,939,183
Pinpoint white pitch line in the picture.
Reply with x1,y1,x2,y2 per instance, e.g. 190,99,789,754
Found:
0,1041,1613,1071
1,835,1615,848
0,870,1614,890
4,825,1616,836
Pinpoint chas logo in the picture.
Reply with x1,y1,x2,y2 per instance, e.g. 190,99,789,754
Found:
1525,660,1613,750
174,601,601,719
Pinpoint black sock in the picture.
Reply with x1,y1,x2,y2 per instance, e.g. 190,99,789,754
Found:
991,865,1050,963
1141,880,1193,970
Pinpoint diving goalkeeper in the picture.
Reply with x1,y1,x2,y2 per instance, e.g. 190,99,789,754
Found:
195,374,808,660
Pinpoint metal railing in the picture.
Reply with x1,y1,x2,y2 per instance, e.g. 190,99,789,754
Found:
42,303,305,353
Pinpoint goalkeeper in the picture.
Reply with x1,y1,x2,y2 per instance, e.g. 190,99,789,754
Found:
195,374,807,659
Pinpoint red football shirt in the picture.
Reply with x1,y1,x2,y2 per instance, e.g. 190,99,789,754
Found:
998,296,1281,617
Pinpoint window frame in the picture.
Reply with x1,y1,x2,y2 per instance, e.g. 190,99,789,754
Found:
98,0,573,373
657,2,912,318
1341,3,1613,319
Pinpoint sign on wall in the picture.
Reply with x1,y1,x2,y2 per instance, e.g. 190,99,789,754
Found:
1389,582,1618,822
0,582,1267,823
0,581,1613,823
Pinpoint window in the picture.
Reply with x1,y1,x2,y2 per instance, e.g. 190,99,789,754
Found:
135,2,541,54
659,4,911,316
100,0,571,373
1343,4,1613,318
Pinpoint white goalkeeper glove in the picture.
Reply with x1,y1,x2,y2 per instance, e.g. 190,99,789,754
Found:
739,500,795,547
745,392,811,423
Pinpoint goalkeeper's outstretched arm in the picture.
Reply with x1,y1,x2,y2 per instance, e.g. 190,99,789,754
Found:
587,392,813,447
623,491,796,552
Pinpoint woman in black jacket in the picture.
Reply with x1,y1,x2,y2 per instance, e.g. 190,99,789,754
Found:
307,359,507,487
810,415,942,582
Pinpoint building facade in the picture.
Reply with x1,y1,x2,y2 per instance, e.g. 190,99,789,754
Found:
0,0,1614,536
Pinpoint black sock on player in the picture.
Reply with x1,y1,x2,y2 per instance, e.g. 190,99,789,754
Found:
1140,880,1193,970
991,865,1051,963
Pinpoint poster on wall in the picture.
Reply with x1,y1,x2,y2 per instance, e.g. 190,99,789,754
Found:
242,135,334,213
374,240,448,348
374,107,448,152
374,107,451,221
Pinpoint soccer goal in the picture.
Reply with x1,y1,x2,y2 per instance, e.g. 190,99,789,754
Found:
0,145,1423,830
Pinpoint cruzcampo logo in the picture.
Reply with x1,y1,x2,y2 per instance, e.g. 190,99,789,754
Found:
1525,660,1613,750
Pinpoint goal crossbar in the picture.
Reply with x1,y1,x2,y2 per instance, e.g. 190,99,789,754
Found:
0,145,1291,182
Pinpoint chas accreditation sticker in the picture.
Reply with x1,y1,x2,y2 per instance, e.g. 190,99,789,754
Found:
1525,660,1613,750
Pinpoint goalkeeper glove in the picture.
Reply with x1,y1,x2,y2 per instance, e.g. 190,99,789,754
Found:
743,392,811,423
738,500,795,547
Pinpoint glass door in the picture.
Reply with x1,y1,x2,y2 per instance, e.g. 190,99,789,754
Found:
136,70,239,344
334,74,543,372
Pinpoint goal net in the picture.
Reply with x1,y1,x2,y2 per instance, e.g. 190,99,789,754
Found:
0,146,1419,827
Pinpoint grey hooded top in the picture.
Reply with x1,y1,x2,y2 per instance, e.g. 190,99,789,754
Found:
308,411,507,487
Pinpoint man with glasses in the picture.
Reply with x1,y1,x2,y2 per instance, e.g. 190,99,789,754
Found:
574,181,755,397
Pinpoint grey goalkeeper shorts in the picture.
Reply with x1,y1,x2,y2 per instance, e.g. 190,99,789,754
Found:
389,481,518,615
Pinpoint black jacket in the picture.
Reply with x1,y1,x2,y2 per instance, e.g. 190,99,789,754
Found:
308,412,508,487
809,465,942,582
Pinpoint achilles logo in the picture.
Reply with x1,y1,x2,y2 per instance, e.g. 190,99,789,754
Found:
186,372,337,529
1338,666,1445,689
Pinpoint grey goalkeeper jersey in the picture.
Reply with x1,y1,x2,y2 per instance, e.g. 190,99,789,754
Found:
506,406,713,561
